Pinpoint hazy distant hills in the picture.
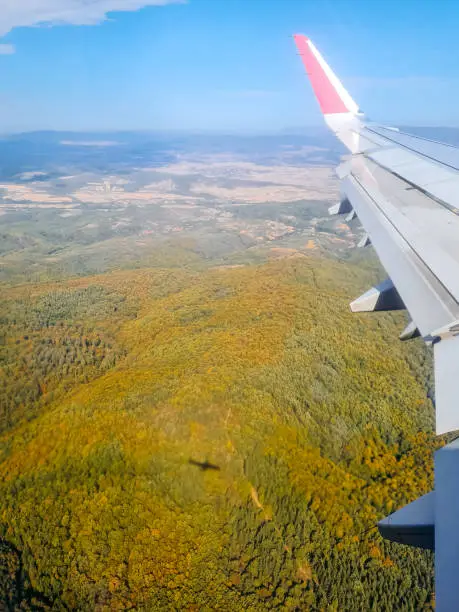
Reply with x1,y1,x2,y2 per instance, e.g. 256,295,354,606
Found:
0,129,345,180
2,125,459,182
0,131,177,180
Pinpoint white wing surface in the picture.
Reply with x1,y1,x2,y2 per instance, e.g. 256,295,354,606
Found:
294,34,459,435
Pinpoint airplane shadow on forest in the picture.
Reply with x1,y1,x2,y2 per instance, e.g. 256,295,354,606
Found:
188,459,221,472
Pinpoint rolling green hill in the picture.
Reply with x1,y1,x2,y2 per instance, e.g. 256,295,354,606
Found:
0,252,436,609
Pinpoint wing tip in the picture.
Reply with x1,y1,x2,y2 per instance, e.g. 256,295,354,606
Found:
293,34,309,49
293,34,359,116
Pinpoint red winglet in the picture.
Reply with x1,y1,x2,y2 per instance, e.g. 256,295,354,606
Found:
294,34,350,115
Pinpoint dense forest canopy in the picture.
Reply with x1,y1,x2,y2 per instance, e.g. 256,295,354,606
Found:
0,249,437,609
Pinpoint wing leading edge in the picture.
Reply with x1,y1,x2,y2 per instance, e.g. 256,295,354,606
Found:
294,34,459,436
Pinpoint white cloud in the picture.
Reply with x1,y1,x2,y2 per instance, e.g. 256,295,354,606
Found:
0,0,183,38
0,43,15,54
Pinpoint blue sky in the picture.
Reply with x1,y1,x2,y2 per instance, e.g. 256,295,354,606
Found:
2,0,459,132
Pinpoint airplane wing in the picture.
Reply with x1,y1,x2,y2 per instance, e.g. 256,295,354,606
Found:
293,34,459,436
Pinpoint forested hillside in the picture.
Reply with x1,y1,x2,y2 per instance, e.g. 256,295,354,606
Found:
0,251,437,609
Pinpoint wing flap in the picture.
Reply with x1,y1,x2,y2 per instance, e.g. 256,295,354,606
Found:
342,173,459,335
347,156,459,312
